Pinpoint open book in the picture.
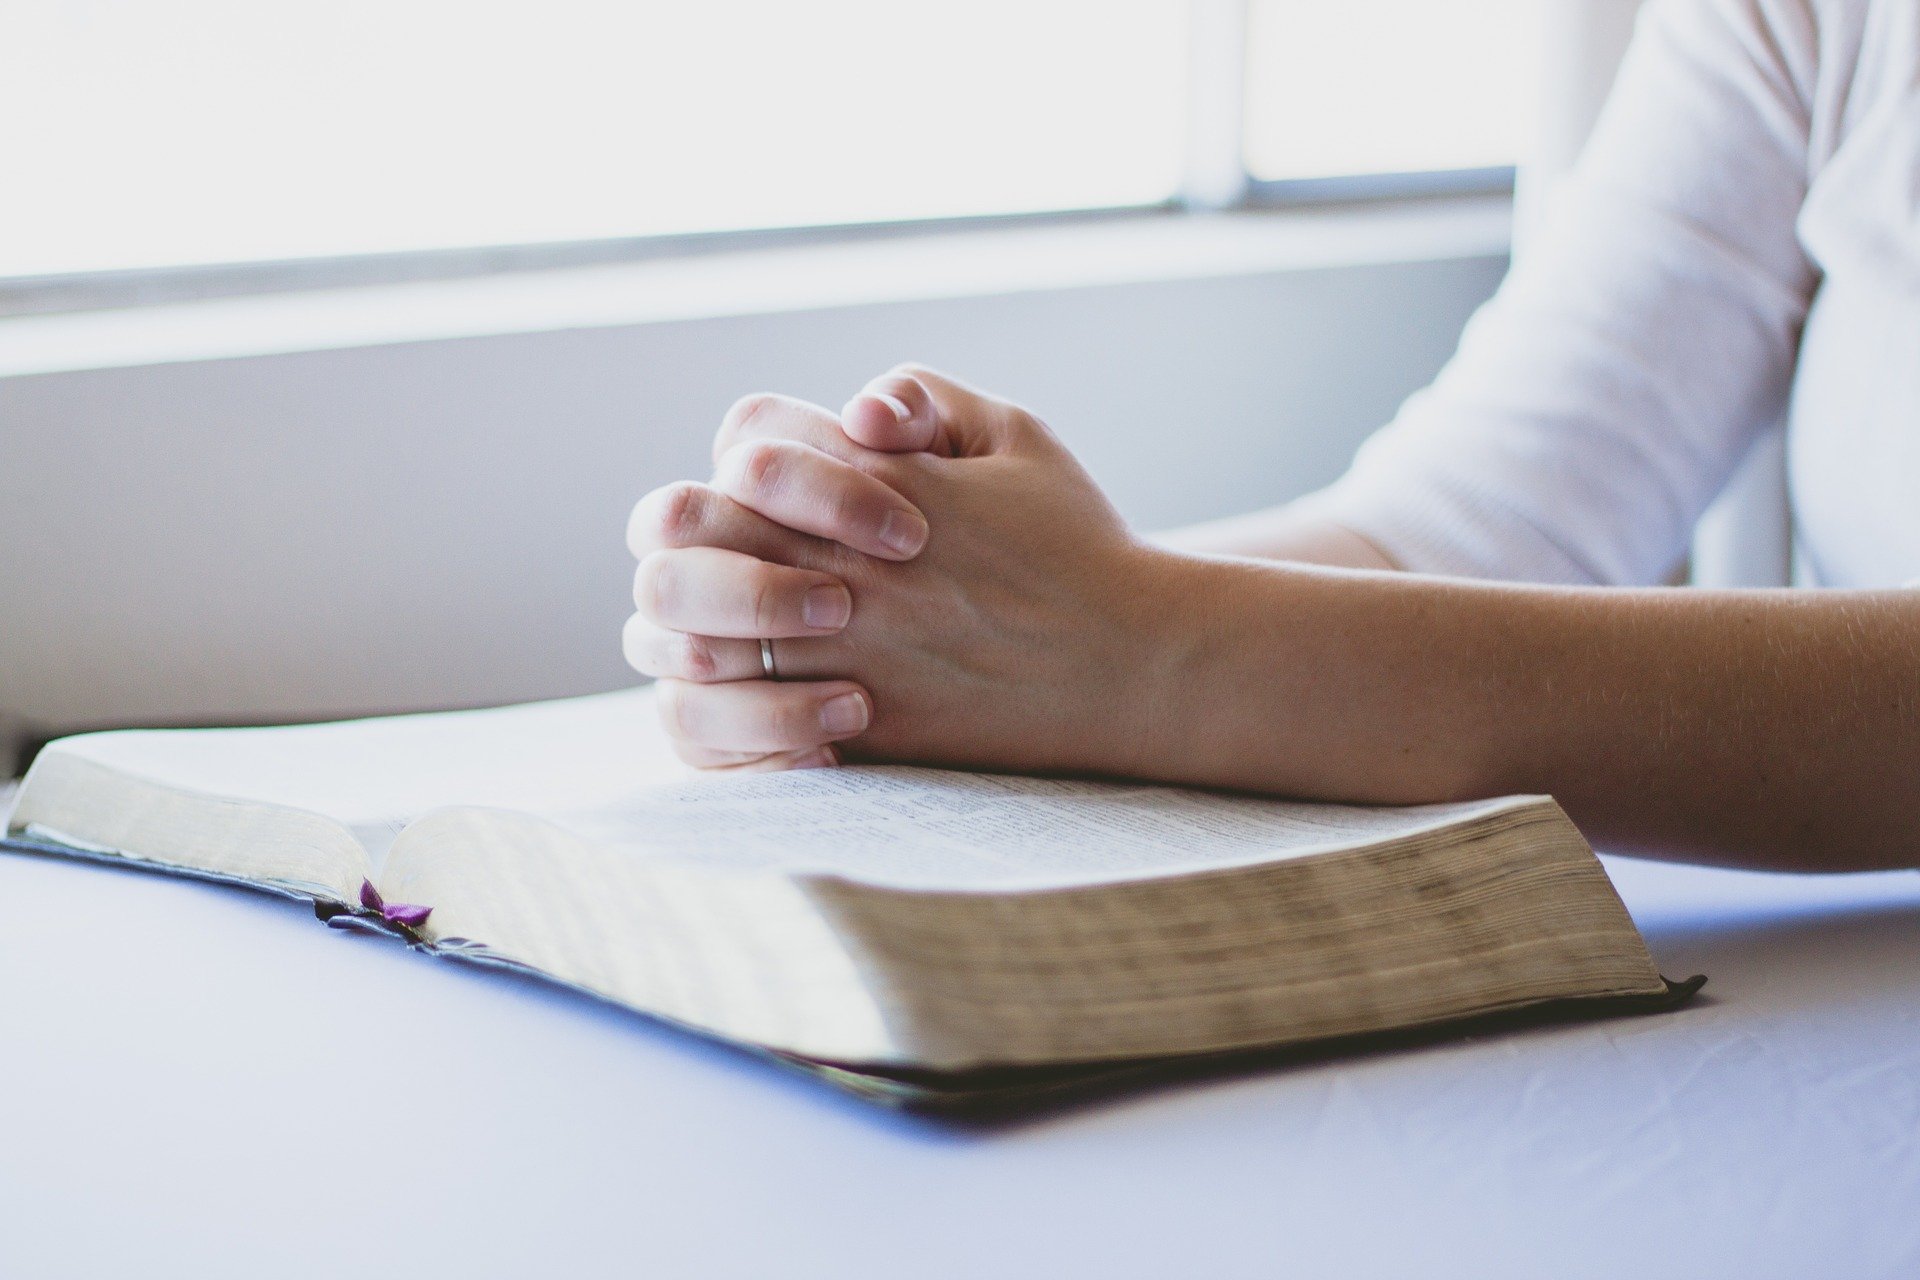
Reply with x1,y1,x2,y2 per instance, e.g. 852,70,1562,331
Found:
3,689,1697,1108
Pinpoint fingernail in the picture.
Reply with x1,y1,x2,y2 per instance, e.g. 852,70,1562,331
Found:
792,746,839,770
877,509,928,557
820,691,870,736
875,393,911,424
802,583,852,630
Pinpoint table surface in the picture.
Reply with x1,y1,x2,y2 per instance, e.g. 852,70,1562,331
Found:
3,842,1918,1280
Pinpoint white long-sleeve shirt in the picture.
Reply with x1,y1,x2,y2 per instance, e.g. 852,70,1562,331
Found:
1309,0,1919,589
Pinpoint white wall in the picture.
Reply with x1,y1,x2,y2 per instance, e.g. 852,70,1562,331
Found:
0,237,1506,742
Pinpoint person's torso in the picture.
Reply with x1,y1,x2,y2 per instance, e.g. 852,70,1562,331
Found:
1786,0,1920,587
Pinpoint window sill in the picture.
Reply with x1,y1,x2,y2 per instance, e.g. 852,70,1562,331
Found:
0,197,1509,380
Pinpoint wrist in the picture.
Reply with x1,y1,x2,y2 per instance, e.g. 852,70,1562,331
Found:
1100,549,1441,799
1114,552,1517,802
1098,541,1239,784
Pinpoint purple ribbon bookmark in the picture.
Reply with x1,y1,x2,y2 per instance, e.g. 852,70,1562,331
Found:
359,879,432,929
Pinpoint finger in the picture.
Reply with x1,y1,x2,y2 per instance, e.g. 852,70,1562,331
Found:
626,480,816,563
875,363,1037,458
623,613,836,684
714,438,928,560
839,371,943,455
657,678,872,755
635,546,853,639
623,613,767,683
671,739,840,772
719,744,840,772
712,393,851,466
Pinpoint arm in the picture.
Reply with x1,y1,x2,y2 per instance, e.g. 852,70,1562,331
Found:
1131,557,1920,871
618,0,1881,864
626,372,1920,873
1189,0,1824,585
1078,0,1824,582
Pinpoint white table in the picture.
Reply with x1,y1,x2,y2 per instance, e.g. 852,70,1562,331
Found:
3,845,1918,1279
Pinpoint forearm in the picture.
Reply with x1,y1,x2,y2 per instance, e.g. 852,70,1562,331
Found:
1129,553,1920,871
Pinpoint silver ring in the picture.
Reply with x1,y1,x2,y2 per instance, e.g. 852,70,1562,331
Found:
759,637,779,680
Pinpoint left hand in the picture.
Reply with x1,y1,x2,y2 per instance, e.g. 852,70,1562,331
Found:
625,366,1179,776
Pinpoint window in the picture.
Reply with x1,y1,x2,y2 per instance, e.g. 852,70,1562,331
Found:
1244,0,1536,184
0,1,1187,281
0,1,1530,293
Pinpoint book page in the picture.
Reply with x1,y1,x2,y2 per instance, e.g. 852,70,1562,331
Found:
20,685,1537,894
28,687,683,865
539,765,1537,889
8,750,370,900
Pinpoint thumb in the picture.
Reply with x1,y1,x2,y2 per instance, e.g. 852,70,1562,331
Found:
840,367,945,455
839,364,1026,459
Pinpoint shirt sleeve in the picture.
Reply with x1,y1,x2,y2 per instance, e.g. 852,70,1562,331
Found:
1304,0,1825,585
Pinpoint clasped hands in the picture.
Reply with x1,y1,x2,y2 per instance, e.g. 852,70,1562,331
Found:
624,365,1179,778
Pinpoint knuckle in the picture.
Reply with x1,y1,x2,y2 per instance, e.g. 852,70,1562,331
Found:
678,632,720,682
1019,409,1058,442
747,569,784,635
650,481,710,547
716,392,780,459
735,439,789,496
722,392,779,436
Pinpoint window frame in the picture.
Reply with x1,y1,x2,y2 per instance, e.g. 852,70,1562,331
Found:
0,1,1517,319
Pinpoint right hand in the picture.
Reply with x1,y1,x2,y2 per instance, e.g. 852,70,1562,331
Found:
623,368,947,771
626,366,1166,780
